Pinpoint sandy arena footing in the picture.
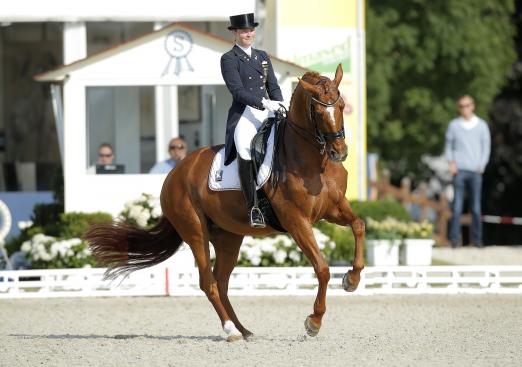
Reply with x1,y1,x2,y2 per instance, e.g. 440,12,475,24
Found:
1,295,521,366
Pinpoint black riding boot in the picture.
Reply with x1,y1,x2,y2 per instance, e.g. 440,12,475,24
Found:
238,157,265,228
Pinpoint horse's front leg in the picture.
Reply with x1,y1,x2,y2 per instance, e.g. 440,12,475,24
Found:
287,223,330,337
326,198,365,292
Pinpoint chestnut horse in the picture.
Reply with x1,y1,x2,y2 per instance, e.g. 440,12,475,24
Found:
85,63,365,342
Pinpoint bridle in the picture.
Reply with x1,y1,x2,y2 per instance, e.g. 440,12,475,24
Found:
285,87,345,155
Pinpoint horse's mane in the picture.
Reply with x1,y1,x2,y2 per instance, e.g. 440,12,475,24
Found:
271,72,324,190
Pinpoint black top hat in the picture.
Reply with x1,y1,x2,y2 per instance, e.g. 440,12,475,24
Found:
228,13,259,30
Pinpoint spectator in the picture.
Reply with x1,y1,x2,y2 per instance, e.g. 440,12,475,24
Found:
149,137,187,174
444,95,491,248
87,143,119,174
97,143,114,165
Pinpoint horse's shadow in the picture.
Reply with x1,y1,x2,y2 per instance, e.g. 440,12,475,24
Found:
10,333,314,343
10,333,223,342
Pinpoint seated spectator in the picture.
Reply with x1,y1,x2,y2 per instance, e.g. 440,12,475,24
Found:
149,137,187,174
88,143,124,174
97,143,114,165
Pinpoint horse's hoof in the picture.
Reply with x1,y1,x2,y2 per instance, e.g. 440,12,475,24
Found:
304,316,320,337
342,272,359,292
242,330,254,340
227,334,244,342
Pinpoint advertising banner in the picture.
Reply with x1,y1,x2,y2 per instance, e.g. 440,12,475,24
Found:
276,0,367,200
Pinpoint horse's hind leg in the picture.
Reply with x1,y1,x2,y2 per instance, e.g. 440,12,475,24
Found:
170,209,243,342
210,230,253,339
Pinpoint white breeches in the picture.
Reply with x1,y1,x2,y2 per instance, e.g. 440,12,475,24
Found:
234,106,274,160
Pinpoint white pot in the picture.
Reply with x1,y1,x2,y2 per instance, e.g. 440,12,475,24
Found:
400,238,435,266
365,239,400,266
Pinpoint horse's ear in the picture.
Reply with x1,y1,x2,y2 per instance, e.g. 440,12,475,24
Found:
333,63,343,87
299,78,320,95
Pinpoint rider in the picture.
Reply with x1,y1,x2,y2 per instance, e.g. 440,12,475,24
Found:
221,12,286,228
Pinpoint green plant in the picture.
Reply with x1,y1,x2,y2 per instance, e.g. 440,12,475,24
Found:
313,220,355,264
59,212,112,238
350,199,411,222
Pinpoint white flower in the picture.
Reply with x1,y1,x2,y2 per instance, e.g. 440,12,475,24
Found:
50,242,60,257
151,204,162,218
250,256,261,266
277,235,294,248
18,220,33,230
40,252,52,262
289,250,300,263
259,238,276,253
274,249,287,264
128,205,143,221
21,241,32,253
245,245,261,260
136,209,151,227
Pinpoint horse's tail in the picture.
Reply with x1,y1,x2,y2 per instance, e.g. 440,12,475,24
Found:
84,216,182,280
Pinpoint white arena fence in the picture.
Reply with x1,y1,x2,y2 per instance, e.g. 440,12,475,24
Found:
1,265,522,299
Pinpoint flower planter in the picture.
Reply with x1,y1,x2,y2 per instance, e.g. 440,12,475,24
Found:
400,238,435,266
365,239,400,266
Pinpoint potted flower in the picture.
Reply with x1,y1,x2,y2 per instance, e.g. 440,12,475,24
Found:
399,221,434,266
365,217,402,266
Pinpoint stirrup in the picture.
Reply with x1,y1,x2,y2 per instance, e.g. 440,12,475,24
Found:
249,207,266,228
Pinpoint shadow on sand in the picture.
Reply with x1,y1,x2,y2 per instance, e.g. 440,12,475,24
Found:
10,333,224,342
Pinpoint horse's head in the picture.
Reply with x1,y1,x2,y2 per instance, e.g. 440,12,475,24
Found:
297,64,347,162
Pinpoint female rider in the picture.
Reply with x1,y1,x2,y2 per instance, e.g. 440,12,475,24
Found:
220,13,286,228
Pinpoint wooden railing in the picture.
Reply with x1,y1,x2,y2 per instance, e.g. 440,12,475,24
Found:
370,171,472,246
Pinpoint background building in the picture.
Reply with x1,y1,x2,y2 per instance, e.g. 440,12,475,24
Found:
0,0,366,237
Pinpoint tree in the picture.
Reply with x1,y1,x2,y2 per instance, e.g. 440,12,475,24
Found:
366,0,517,178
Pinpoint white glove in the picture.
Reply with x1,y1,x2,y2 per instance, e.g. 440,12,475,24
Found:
262,98,284,112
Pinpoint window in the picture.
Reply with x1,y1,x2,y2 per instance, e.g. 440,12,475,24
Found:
86,86,156,174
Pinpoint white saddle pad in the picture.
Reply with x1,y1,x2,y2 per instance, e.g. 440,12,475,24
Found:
208,125,275,191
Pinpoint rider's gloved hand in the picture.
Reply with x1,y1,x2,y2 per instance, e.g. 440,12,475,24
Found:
278,100,290,110
262,98,284,112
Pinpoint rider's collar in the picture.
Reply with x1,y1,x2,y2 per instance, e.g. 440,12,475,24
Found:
235,43,252,57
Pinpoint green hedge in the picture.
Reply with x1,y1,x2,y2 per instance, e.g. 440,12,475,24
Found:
7,197,410,268
350,199,411,222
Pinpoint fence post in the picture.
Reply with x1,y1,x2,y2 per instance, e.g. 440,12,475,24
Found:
437,193,451,246
400,177,412,211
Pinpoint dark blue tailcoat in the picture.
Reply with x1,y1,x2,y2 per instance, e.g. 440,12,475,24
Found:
220,45,283,165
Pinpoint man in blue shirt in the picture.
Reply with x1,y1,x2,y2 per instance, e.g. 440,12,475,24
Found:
149,137,187,174
445,95,491,248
